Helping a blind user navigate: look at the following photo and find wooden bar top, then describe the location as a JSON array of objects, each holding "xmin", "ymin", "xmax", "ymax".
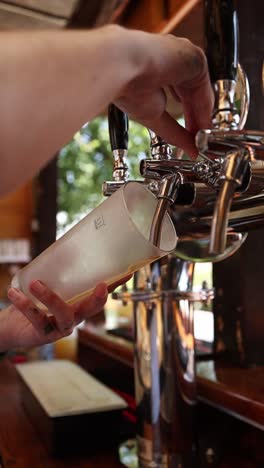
[
  {"xmin": 0, "ymin": 359, "xmax": 123, "ymax": 468},
  {"xmin": 78, "ymin": 324, "xmax": 264, "ymax": 430}
]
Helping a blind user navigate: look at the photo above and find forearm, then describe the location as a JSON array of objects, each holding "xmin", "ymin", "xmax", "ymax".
[{"xmin": 0, "ymin": 26, "xmax": 141, "ymax": 195}]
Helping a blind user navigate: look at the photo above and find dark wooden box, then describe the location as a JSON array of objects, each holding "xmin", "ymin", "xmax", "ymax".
[{"xmin": 17, "ymin": 361, "xmax": 127, "ymax": 456}]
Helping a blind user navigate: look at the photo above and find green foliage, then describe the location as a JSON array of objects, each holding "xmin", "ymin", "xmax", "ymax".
[{"xmin": 57, "ymin": 117, "xmax": 149, "ymax": 230}]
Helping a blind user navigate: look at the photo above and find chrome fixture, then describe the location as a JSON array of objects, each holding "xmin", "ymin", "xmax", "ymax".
[{"xmin": 103, "ymin": 1, "xmax": 264, "ymax": 466}]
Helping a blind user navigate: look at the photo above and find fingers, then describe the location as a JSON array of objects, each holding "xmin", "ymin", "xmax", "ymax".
[
  {"xmin": 160, "ymin": 41, "xmax": 213, "ymax": 150},
  {"xmin": 29, "ymin": 280, "xmax": 75, "ymax": 334},
  {"xmin": 7, "ymin": 281, "xmax": 109, "ymax": 339},
  {"xmin": 178, "ymin": 77, "xmax": 214, "ymax": 136},
  {"xmin": 168, "ymin": 43, "xmax": 214, "ymax": 137},
  {"xmin": 116, "ymin": 87, "xmax": 167, "ymax": 123},
  {"xmin": 119, "ymin": 34, "xmax": 214, "ymax": 156},
  {"xmin": 167, "ymin": 37, "xmax": 208, "ymax": 85},
  {"xmin": 141, "ymin": 110, "xmax": 198, "ymax": 158},
  {"xmin": 7, "ymin": 287, "xmax": 58, "ymax": 337},
  {"xmin": 75, "ymin": 283, "xmax": 108, "ymax": 323}
]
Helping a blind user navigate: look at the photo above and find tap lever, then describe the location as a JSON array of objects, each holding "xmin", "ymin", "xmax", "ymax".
[
  {"xmin": 108, "ymin": 104, "xmax": 128, "ymax": 151},
  {"xmin": 204, "ymin": 0, "xmax": 238, "ymax": 82},
  {"xmin": 108, "ymin": 104, "xmax": 129, "ymax": 183},
  {"xmin": 205, "ymin": 0, "xmax": 240, "ymax": 129},
  {"xmin": 141, "ymin": 155, "xmax": 222, "ymax": 189},
  {"xmin": 104, "ymin": 104, "xmax": 129, "ymax": 196}
]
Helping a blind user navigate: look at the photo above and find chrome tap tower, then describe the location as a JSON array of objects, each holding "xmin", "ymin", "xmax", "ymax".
[{"xmin": 104, "ymin": 1, "xmax": 264, "ymax": 466}]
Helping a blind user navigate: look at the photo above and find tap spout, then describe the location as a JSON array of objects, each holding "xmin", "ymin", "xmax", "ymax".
[
  {"xmin": 210, "ymin": 149, "xmax": 249, "ymax": 254},
  {"xmin": 149, "ymin": 173, "xmax": 181, "ymax": 247}
]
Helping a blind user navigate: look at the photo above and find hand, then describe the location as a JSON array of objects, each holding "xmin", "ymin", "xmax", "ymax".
[
  {"xmin": 115, "ymin": 31, "xmax": 214, "ymax": 157},
  {"xmin": 1, "ymin": 276, "xmax": 130, "ymax": 351},
  {"xmin": 0, "ymin": 27, "xmax": 213, "ymax": 194}
]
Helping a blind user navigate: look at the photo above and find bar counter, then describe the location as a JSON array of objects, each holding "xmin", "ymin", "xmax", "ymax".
[
  {"xmin": 1, "ymin": 330, "xmax": 263, "ymax": 467},
  {"xmin": 0, "ymin": 359, "xmax": 123, "ymax": 468},
  {"xmin": 78, "ymin": 324, "xmax": 264, "ymax": 429}
]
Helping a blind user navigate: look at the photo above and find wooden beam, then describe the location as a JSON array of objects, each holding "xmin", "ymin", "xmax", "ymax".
[
  {"xmin": 159, "ymin": 0, "xmax": 201, "ymax": 34},
  {"xmin": 0, "ymin": 182, "xmax": 33, "ymax": 239}
]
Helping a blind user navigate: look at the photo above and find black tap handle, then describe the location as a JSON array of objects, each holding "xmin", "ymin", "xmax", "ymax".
[
  {"xmin": 204, "ymin": 0, "xmax": 239, "ymax": 82},
  {"xmin": 108, "ymin": 104, "xmax": 129, "ymax": 151}
]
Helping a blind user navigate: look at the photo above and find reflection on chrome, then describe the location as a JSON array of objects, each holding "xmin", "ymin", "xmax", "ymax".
[{"xmin": 132, "ymin": 259, "xmax": 213, "ymax": 467}]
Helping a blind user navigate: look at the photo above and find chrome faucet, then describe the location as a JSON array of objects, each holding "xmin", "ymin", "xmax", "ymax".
[{"xmin": 103, "ymin": 1, "xmax": 264, "ymax": 466}]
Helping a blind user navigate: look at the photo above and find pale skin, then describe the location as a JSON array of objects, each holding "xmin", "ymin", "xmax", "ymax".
[{"xmin": 0, "ymin": 25, "xmax": 213, "ymax": 353}]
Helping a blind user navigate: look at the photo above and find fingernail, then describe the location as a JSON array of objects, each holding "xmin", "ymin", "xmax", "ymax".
[
  {"xmin": 7, "ymin": 287, "xmax": 22, "ymax": 300},
  {"xmin": 94, "ymin": 283, "xmax": 108, "ymax": 301},
  {"xmin": 30, "ymin": 280, "xmax": 46, "ymax": 295}
]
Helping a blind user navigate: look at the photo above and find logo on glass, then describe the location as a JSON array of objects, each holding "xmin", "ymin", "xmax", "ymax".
[{"xmin": 94, "ymin": 215, "xmax": 106, "ymax": 230}]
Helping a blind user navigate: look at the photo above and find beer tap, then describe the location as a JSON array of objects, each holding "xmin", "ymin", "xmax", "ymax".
[
  {"xmin": 140, "ymin": 0, "xmax": 264, "ymax": 262},
  {"xmin": 103, "ymin": 103, "xmax": 129, "ymax": 196},
  {"xmin": 104, "ymin": 104, "xmax": 181, "ymax": 248},
  {"xmin": 205, "ymin": 0, "xmax": 240, "ymax": 129},
  {"xmin": 104, "ymin": 2, "xmax": 264, "ymax": 468},
  {"xmin": 203, "ymin": 0, "xmax": 250, "ymax": 254}
]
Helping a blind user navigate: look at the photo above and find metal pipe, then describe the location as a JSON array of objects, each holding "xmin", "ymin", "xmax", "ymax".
[{"xmin": 132, "ymin": 258, "xmax": 203, "ymax": 467}]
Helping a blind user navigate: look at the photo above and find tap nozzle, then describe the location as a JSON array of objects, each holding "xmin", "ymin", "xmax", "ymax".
[
  {"xmin": 149, "ymin": 173, "xmax": 180, "ymax": 247},
  {"xmin": 209, "ymin": 148, "xmax": 250, "ymax": 255}
]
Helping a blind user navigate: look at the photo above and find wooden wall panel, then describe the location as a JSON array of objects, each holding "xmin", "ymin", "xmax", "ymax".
[
  {"xmin": 0, "ymin": 264, "xmax": 12, "ymax": 299},
  {"xmin": 0, "ymin": 8, "xmax": 64, "ymax": 29},
  {"xmin": 167, "ymin": 2, "xmax": 203, "ymax": 48},
  {"xmin": 123, "ymin": 0, "xmax": 165, "ymax": 32},
  {"xmin": 121, "ymin": 0, "xmax": 202, "ymax": 39},
  {"xmin": 2, "ymin": 0, "xmax": 76, "ymax": 18},
  {"xmin": 0, "ymin": 182, "xmax": 33, "ymax": 239}
]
